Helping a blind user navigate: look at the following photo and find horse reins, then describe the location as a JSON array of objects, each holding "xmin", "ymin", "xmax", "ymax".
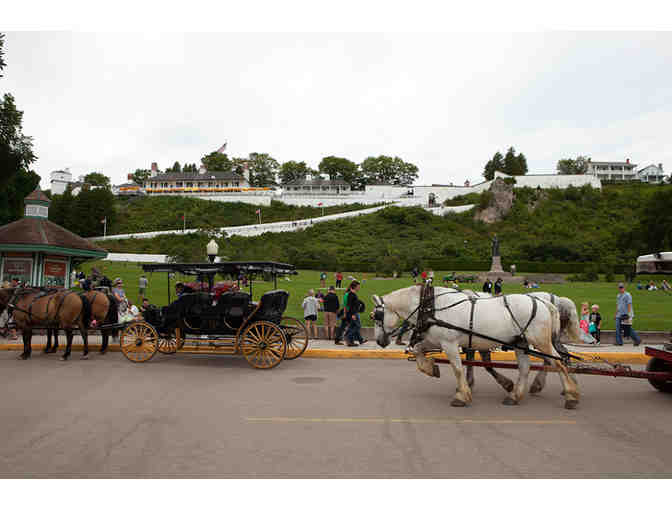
[{"xmin": 373, "ymin": 283, "xmax": 574, "ymax": 363}]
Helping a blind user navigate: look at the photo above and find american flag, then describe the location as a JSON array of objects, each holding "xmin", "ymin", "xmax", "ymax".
[{"xmin": 317, "ymin": 202, "xmax": 323, "ymax": 206}]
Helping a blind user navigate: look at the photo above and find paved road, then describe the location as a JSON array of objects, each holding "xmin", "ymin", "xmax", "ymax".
[{"xmin": 1, "ymin": 351, "xmax": 671, "ymax": 478}]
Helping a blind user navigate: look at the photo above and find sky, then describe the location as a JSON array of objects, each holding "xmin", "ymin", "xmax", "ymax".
[{"xmin": 3, "ymin": 31, "xmax": 672, "ymax": 187}]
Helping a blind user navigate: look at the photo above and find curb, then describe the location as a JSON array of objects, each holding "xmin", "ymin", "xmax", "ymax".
[{"xmin": 0, "ymin": 343, "xmax": 649, "ymax": 364}]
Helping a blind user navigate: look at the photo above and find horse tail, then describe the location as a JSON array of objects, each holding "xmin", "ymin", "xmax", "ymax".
[
  {"xmin": 535, "ymin": 297, "xmax": 565, "ymax": 356},
  {"xmin": 563, "ymin": 299, "xmax": 583, "ymax": 344},
  {"xmin": 79, "ymin": 293, "xmax": 92, "ymax": 328}
]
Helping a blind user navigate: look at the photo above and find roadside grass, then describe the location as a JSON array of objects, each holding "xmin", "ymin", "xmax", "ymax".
[{"xmin": 80, "ymin": 261, "xmax": 672, "ymax": 331}]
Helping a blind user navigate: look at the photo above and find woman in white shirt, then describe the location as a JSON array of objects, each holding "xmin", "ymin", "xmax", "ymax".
[{"xmin": 302, "ymin": 289, "xmax": 320, "ymax": 339}]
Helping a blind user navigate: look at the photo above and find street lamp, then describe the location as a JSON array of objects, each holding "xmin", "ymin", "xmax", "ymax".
[
  {"xmin": 206, "ymin": 239, "xmax": 219, "ymax": 292},
  {"xmin": 207, "ymin": 239, "xmax": 219, "ymax": 263}
]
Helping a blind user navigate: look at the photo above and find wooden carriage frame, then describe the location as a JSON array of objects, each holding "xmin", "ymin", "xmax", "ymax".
[{"xmin": 119, "ymin": 261, "xmax": 309, "ymax": 369}]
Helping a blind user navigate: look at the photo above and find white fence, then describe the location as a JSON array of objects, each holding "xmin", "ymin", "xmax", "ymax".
[{"xmin": 103, "ymin": 253, "xmax": 169, "ymax": 263}]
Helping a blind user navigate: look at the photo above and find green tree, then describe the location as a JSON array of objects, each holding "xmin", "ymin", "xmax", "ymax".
[
  {"xmin": 182, "ymin": 163, "xmax": 197, "ymax": 173},
  {"xmin": 318, "ymin": 156, "xmax": 358, "ymax": 188},
  {"xmin": 130, "ymin": 168, "xmax": 151, "ymax": 185},
  {"xmin": 0, "ymin": 33, "xmax": 37, "ymax": 188},
  {"xmin": 278, "ymin": 160, "xmax": 312, "ymax": 184},
  {"xmin": 83, "ymin": 172, "xmax": 111, "ymax": 188},
  {"xmin": 483, "ymin": 151, "xmax": 504, "ymax": 180},
  {"xmin": 638, "ymin": 187, "xmax": 672, "ymax": 253},
  {"xmin": 67, "ymin": 187, "xmax": 116, "ymax": 237},
  {"xmin": 503, "ymin": 147, "xmax": 525, "ymax": 175},
  {"xmin": 557, "ymin": 156, "xmax": 589, "ymax": 175},
  {"xmin": 360, "ymin": 155, "xmax": 419, "ymax": 186},
  {"xmin": 231, "ymin": 157, "xmax": 249, "ymax": 177},
  {"xmin": 516, "ymin": 152, "xmax": 528, "ymax": 175},
  {"xmin": 247, "ymin": 152, "xmax": 279, "ymax": 186},
  {"xmin": 171, "ymin": 161, "xmax": 182, "ymax": 173},
  {"xmin": 201, "ymin": 151, "xmax": 233, "ymax": 173}
]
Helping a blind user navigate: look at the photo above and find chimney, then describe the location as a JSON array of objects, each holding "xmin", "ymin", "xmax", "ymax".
[
  {"xmin": 127, "ymin": 173, "xmax": 133, "ymax": 181},
  {"xmin": 659, "ymin": 163, "xmax": 663, "ymax": 170},
  {"xmin": 198, "ymin": 163, "xmax": 206, "ymax": 175},
  {"xmin": 626, "ymin": 158, "xmax": 630, "ymax": 164},
  {"xmin": 150, "ymin": 162, "xmax": 159, "ymax": 177}
]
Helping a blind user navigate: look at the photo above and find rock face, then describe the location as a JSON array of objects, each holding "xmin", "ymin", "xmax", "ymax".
[{"xmin": 474, "ymin": 177, "xmax": 514, "ymax": 224}]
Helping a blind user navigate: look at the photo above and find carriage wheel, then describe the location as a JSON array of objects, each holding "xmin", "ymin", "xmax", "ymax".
[
  {"xmin": 646, "ymin": 357, "xmax": 672, "ymax": 393},
  {"xmin": 158, "ymin": 335, "xmax": 178, "ymax": 354},
  {"xmin": 120, "ymin": 322, "xmax": 158, "ymax": 363},
  {"xmin": 240, "ymin": 321, "xmax": 287, "ymax": 369},
  {"xmin": 280, "ymin": 317, "xmax": 309, "ymax": 360}
]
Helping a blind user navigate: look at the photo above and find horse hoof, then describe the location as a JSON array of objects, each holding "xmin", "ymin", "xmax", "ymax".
[
  {"xmin": 451, "ymin": 399, "xmax": 467, "ymax": 407},
  {"xmin": 504, "ymin": 381, "xmax": 515, "ymax": 393},
  {"xmin": 530, "ymin": 382, "xmax": 543, "ymax": 394},
  {"xmin": 99, "ymin": 350, "xmax": 107, "ymax": 355},
  {"xmin": 564, "ymin": 400, "xmax": 579, "ymax": 410},
  {"xmin": 502, "ymin": 396, "xmax": 519, "ymax": 406},
  {"xmin": 432, "ymin": 365, "xmax": 441, "ymax": 378}
]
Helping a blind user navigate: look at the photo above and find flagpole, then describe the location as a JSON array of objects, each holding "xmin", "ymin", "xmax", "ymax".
[
  {"xmin": 259, "ymin": 210, "xmax": 261, "ymax": 225},
  {"xmin": 183, "ymin": 213, "xmax": 186, "ymax": 232},
  {"xmin": 103, "ymin": 217, "xmax": 107, "ymax": 238}
]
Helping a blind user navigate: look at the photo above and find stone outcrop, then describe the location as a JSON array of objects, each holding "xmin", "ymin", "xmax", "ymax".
[{"xmin": 474, "ymin": 177, "xmax": 514, "ymax": 224}]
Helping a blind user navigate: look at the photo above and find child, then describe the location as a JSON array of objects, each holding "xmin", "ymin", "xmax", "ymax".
[
  {"xmin": 579, "ymin": 302, "xmax": 590, "ymax": 334},
  {"xmin": 588, "ymin": 304, "xmax": 602, "ymax": 344}
]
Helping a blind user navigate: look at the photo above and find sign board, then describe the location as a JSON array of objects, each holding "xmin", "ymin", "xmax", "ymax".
[
  {"xmin": 2, "ymin": 257, "xmax": 33, "ymax": 284},
  {"xmin": 43, "ymin": 259, "xmax": 67, "ymax": 287}
]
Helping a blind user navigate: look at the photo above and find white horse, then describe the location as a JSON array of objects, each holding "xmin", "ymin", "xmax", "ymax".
[
  {"xmin": 527, "ymin": 292, "xmax": 596, "ymax": 345},
  {"xmin": 371, "ymin": 286, "xmax": 580, "ymax": 409}
]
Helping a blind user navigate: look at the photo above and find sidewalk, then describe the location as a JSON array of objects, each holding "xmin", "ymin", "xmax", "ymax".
[{"xmin": 0, "ymin": 332, "xmax": 661, "ymax": 364}]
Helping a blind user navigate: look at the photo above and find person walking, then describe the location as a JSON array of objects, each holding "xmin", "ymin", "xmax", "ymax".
[
  {"xmin": 345, "ymin": 280, "xmax": 366, "ymax": 346},
  {"xmin": 334, "ymin": 285, "xmax": 351, "ymax": 345},
  {"xmin": 138, "ymin": 274, "xmax": 148, "ymax": 301},
  {"xmin": 302, "ymin": 289, "xmax": 320, "ymax": 340},
  {"xmin": 482, "ymin": 278, "xmax": 493, "ymax": 294},
  {"xmin": 323, "ymin": 286, "xmax": 340, "ymax": 341},
  {"xmin": 589, "ymin": 304, "xmax": 602, "ymax": 344},
  {"xmin": 615, "ymin": 282, "xmax": 641, "ymax": 346},
  {"xmin": 335, "ymin": 271, "xmax": 343, "ymax": 288},
  {"xmin": 319, "ymin": 271, "xmax": 327, "ymax": 289}
]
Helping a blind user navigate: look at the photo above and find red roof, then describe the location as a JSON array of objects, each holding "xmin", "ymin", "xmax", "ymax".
[
  {"xmin": 0, "ymin": 217, "xmax": 106, "ymax": 254},
  {"xmin": 24, "ymin": 188, "xmax": 51, "ymax": 204}
]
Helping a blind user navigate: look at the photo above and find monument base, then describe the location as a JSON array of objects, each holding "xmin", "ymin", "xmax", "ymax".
[{"xmin": 489, "ymin": 255, "xmax": 504, "ymax": 273}]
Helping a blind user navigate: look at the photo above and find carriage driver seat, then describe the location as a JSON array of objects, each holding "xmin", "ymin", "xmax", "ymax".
[{"xmin": 254, "ymin": 290, "xmax": 289, "ymax": 324}]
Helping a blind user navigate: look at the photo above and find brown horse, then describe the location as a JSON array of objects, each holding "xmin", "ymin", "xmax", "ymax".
[
  {"xmin": 0, "ymin": 288, "xmax": 91, "ymax": 360},
  {"xmin": 44, "ymin": 290, "xmax": 118, "ymax": 355}
]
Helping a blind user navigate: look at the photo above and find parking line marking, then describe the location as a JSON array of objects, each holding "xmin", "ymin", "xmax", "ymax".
[{"xmin": 245, "ymin": 417, "xmax": 577, "ymax": 425}]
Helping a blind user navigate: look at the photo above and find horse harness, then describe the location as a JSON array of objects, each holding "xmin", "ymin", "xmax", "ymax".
[
  {"xmin": 8, "ymin": 289, "xmax": 83, "ymax": 327},
  {"xmin": 375, "ymin": 282, "xmax": 570, "ymax": 363}
]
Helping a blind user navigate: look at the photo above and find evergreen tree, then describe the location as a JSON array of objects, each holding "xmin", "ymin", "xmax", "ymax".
[
  {"xmin": 172, "ymin": 161, "xmax": 182, "ymax": 173},
  {"xmin": 483, "ymin": 151, "xmax": 504, "ymax": 180},
  {"xmin": 504, "ymin": 147, "xmax": 521, "ymax": 175},
  {"xmin": 201, "ymin": 151, "xmax": 233, "ymax": 173}
]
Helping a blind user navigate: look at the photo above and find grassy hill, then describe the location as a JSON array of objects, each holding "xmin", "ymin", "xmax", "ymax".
[
  {"xmin": 109, "ymin": 196, "xmax": 381, "ymax": 235},
  {"xmin": 97, "ymin": 183, "xmax": 672, "ymax": 274}
]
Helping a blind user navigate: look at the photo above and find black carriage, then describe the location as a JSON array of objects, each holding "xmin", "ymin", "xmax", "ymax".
[{"xmin": 119, "ymin": 261, "xmax": 309, "ymax": 369}]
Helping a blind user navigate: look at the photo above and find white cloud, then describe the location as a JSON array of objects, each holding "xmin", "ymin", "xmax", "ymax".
[{"xmin": 2, "ymin": 31, "xmax": 671, "ymax": 187}]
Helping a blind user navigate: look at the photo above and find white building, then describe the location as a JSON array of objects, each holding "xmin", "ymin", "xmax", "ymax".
[
  {"xmin": 49, "ymin": 169, "xmax": 73, "ymax": 195},
  {"xmin": 585, "ymin": 159, "xmax": 638, "ymax": 181},
  {"xmin": 636, "ymin": 163, "xmax": 665, "ymax": 183}
]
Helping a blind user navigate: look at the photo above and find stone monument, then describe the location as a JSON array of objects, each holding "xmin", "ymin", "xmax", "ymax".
[
  {"xmin": 489, "ymin": 233, "xmax": 504, "ymax": 273},
  {"xmin": 482, "ymin": 232, "xmax": 516, "ymax": 282}
]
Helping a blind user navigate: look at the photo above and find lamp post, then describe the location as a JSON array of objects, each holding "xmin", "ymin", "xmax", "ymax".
[{"xmin": 206, "ymin": 239, "xmax": 219, "ymax": 291}]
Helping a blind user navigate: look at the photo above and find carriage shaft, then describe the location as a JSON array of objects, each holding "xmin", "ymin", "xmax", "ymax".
[{"xmin": 431, "ymin": 358, "xmax": 672, "ymax": 381}]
